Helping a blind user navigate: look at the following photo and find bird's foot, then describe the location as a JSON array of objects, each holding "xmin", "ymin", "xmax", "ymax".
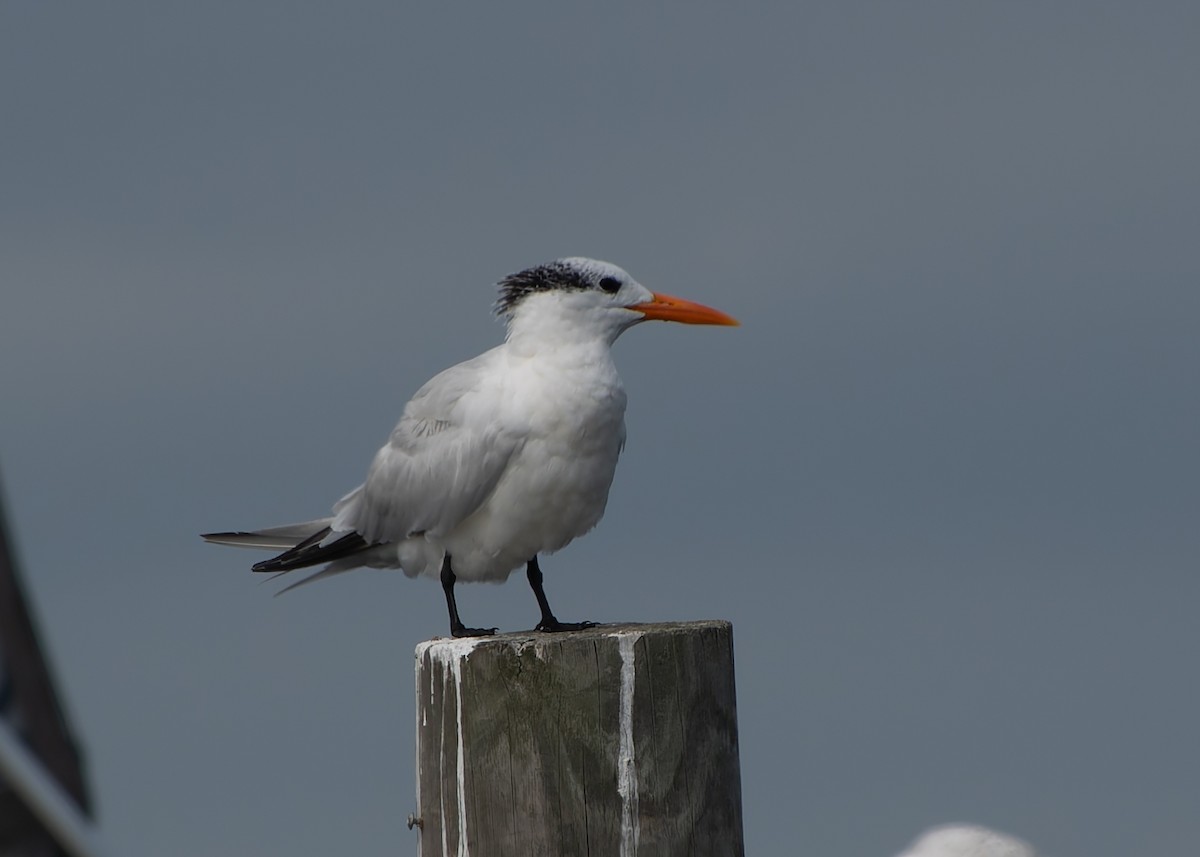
[
  {"xmin": 450, "ymin": 623, "xmax": 498, "ymax": 638},
  {"xmin": 535, "ymin": 619, "xmax": 598, "ymax": 633}
]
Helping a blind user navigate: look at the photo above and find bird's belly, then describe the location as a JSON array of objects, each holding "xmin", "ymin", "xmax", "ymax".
[{"xmin": 444, "ymin": 435, "xmax": 622, "ymax": 582}]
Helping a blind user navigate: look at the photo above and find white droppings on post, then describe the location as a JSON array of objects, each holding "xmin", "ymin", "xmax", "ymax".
[
  {"xmin": 413, "ymin": 648, "xmax": 424, "ymax": 857},
  {"xmin": 419, "ymin": 637, "xmax": 483, "ymax": 857},
  {"xmin": 450, "ymin": 648, "xmax": 469, "ymax": 857},
  {"xmin": 616, "ymin": 631, "xmax": 642, "ymax": 857}
]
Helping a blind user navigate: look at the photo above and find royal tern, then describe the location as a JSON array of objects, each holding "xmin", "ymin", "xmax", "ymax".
[{"xmin": 203, "ymin": 258, "xmax": 737, "ymax": 637}]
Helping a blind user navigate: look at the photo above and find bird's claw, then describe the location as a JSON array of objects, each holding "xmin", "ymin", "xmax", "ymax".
[
  {"xmin": 535, "ymin": 619, "xmax": 597, "ymax": 633},
  {"xmin": 451, "ymin": 625, "xmax": 498, "ymax": 638}
]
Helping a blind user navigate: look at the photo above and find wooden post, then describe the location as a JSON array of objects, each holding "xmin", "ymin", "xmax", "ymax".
[{"xmin": 413, "ymin": 620, "xmax": 744, "ymax": 857}]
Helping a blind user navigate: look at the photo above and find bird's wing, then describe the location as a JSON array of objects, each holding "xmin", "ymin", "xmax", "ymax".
[{"xmin": 332, "ymin": 350, "xmax": 521, "ymax": 544}]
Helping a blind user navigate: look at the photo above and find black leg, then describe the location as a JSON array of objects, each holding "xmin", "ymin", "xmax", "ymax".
[
  {"xmin": 527, "ymin": 556, "xmax": 596, "ymax": 633},
  {"xmin": 440, "ymin": 556, "xmax": 497, "ymax": 638}
]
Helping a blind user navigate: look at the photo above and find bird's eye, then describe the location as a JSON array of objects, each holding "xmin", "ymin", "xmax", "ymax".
[{"xmin": 598, "ymin": 277, "xmax": 621, "ymax": 293}]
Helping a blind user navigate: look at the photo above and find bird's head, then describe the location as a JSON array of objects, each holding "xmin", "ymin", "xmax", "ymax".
[{"xmin": 496, "ymin": 257, "xmax": 738, "ymax": 344}]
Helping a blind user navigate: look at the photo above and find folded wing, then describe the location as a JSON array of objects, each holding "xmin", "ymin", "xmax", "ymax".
[{"xmin": 332, "ymin": 351, "xmax": 521, "ymax": 546}]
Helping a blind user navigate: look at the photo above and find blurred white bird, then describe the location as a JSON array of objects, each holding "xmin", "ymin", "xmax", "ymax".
[
  {"xmin": 896, "ymin": 825, "xmax": 1037, "ymax": 857},
  {"xmin": 203, "ymin": 258, "xmax": 737, "ymax": 637}
]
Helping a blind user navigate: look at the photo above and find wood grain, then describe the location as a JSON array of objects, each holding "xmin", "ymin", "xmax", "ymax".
[{"xmin": 415, "ymin": 621, "xmax": 744, "ymax": 857}]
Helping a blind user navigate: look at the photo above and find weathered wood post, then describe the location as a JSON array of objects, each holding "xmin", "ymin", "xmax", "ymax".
[{"xmin": 414, "ymin": 620, "xmax": 744, "ymax": 857}]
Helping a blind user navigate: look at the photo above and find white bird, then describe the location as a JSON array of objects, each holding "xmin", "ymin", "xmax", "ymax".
[
  {"xmin": 202, "ymin": 258, "xmax": 737, "ymax": 637},
  {"xmin": 895, "ymin": 825, "xmax": 1036, "ymax": 857}
]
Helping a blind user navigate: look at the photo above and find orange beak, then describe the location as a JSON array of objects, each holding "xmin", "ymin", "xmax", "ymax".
[{"xmin": 629, "ymin": 292, "xmax": 740, "ymax": 326}]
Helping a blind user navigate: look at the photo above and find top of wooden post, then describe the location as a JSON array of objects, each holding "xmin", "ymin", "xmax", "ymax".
[{"xmin": 414, "ymin": 619, "xmax": 732, "ymax": 660}]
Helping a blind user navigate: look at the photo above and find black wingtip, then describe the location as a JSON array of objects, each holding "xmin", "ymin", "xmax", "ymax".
[{"xmin": 251, "ymin": 529, "xmax": 369, "ymax": 573}]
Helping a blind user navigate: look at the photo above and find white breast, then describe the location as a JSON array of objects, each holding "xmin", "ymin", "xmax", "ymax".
[{"xmin": 442, "ymin": 344, "xmax": 628, "ymax": 581}]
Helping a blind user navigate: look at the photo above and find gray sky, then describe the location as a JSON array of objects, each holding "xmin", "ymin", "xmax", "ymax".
[{"xmin": 2, "ymin": 3, "xmax": 1198, "ymax": 855}]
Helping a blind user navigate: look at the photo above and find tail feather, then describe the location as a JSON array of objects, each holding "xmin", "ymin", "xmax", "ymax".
[
  {"xmin": 271, "ymin": 556, "xmax": 366, "ymax": 595},
  {"xmin": 203, "ymin": 516, "xmax": 374, "ymax": 586},
  {"xmin": 250, "ymin": 529, "xmax": 370, "ymax": 573},
  {"xmin": 201, "ymin": 519, "xmax": 334, "ymax": 551}
]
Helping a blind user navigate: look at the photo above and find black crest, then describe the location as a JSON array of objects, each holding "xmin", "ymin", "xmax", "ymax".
[{"xmin": 495, "ymin": 260, "xmax": 598, "ymax": 317}]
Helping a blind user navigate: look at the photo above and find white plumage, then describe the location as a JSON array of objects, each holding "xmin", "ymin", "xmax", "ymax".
[{"xmin": 203, "ymin": 257, "xmax": 736, "ymax": 636}]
